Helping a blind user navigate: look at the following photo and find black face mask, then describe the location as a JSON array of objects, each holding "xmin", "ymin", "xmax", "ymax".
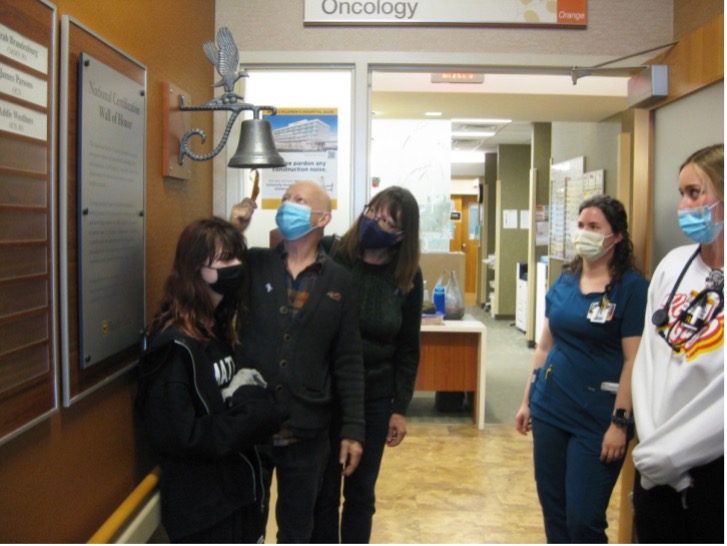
[
  {"xmin": 207, "ymin": 264, "xmax": 244, "ymax": 297},
  {"xmin": 358, "ymin": 216, "xmax": 401, "ymax": 249}
]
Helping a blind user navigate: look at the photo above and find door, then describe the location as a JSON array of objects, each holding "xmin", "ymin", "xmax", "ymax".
[{"xmin": 449, "ymin": 194, "xmax": 479, "ymax": 297}]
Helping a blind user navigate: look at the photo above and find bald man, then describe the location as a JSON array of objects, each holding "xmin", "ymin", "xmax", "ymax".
[{"xmin": 231, "ymin": 181, "xmax": 365, "ymax": 543}]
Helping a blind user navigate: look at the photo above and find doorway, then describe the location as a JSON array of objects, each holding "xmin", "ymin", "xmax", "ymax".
[{"xmin": 449, "ymin": 194, "xmax": 479, "ymax": 304}]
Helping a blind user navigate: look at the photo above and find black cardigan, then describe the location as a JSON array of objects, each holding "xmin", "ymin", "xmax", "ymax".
[
  {"xmin": 322, "ymin": 236, "xmax": 423, "ymax": 415},
  {"xmin": 240, "ymin": 245, "xmax": 366, "ymax": 444}
]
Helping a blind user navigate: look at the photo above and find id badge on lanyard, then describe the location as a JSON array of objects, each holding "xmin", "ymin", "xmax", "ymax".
[{"xmin": 587, "ymin": 297, "xmax": 615, "ymax": 324}]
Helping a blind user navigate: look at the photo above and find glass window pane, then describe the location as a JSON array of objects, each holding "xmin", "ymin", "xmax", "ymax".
[{"xmin": 232, "ymin": 69, "xmax": 352, "ymax": 249}]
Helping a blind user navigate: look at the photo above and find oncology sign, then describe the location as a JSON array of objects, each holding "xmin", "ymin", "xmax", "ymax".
[{"xmin": 304, "ymin": 0, "xmax": 587, "ymax": 27}]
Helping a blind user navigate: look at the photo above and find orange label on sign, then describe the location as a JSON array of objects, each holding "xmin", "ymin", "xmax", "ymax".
[{"xmin": 557, "ymin": 0, "xmax": 587, "ymax": 25}]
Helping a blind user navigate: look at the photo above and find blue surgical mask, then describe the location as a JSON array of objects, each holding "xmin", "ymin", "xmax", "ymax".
[
  {"xmin": 678, "ymin": 202, "xmax": 723, "ymax": 244},
  {"xmin": 275, "ymin": 201, "xmax": 315, "ymax": 241},
  {"xmin": 358, "ymin": 216, "xmax": 402, "ymax": 249}
]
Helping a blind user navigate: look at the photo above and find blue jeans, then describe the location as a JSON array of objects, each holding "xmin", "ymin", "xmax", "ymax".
[
  {"xmin": 259, "ymin": 431, "xmax": 330, "ymax": 543},
  {"xmin": 532, "ymin": 417, "xmax": 624, "ymax": 543},
  {"xmin": 312, "ymin": 397, "xmax": 391, "ymax": 544}
]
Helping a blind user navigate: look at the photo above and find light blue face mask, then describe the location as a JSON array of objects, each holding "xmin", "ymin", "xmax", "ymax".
[
  {"xmin": 678, "ymin": 202, "xmax": 723, "ymax": 244},
  {"xmin": 275, "ymin": 201, "xmax": 317, "ymax": 241}
]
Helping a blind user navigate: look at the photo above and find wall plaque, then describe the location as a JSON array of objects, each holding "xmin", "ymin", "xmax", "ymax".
[
  {"xmin": 0, "ymin": 97, "xmax": 48, "ymax": 140},
  {"xmin": 0, "ymin": 0, "xmax": 57, "ymax": 447},
  {"xmin": 0, "ymin": 61, "xmax": 48, "ymax": 106},
  {"xmin": 60, "ymin": 16, "xmax": 147, "ymax": 405},
  {"xmin": 77, "ymin": 52, "xmax": 145, "ymax": 369},
  {"xmin": 0, "ymin": 22, "xmax": 49, "ymax": 73}
]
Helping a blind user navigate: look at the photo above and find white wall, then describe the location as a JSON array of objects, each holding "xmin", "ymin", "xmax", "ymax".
[{"xmin": 652, "ymin": 80, "xmax": 724, "ymax": 271}]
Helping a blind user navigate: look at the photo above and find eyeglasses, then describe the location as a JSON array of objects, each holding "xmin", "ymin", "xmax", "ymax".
[{"xmin": 363, "ymin": 205, "xmax": 402, "ymax": 233}]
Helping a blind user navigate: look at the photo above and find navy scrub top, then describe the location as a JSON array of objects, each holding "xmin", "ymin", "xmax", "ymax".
[{"xmin": 530, "ymin": 269, "xmax": 648, "ymax": 435}]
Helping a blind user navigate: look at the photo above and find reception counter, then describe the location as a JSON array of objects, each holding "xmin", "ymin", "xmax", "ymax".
[{"xmin": 417, "ymin": 318, "xmax": 487, "ymax": 429}]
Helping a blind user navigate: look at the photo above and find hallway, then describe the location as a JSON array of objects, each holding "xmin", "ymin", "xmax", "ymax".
[{"xmin": 368, "ymin": 306, "xmax": 622, "ymax": 543}]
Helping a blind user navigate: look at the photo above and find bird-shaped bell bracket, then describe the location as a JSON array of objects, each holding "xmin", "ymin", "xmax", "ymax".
[{"xmin": 171, "ymin": 27, "xmax": 286, "ymax": 170}]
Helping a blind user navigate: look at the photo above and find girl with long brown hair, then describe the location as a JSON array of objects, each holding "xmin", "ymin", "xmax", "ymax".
[{"xmin": 137, "ymin": 217, "xmax": 284, "ymax": 543}]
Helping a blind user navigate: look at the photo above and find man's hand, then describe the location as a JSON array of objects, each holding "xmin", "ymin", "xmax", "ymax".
[
  {"xmin": 230, "ymin": 198, "xmax": 256, "ymax": 232},
  {"xmin": 386, "ymin": 413, "xmax": 407, "ymax": 447},
  {"xmin": 339, "ymin": 438, "xmax": 363, "ymax": 477}
]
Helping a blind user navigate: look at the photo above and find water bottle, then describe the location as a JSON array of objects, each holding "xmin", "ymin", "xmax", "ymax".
[
  {"xmin": 433, "ymin": 283, "xmax": 445, "ymax": 315},
  {"xmin": 422, "ymin": 280, "xmax": 430, "ymax": 303},
  {"xmin": 444, "ymin": 270, "xmax": 465, "ymax": 320}
]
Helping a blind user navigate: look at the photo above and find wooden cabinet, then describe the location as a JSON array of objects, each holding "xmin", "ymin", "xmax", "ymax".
[{"xmin": 416, "ymin": 320, "xmax": 487, "ymax": 429}]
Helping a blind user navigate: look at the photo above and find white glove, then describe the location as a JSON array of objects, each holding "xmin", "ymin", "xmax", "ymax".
[{"xmin": 221, "ymin": 368, "xmax": 267, "ymax": 401}]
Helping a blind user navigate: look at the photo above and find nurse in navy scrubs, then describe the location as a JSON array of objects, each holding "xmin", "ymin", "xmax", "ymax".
[{"xmin": 515, "ymin": 195, "xmax": 649, "ymax": 543}]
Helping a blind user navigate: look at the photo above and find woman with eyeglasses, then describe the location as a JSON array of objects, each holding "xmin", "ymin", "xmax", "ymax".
[
  {"xmin": 631, "ymin": 144, "xmax": 724, "ymax": 544},
  {"xmin": 312, "ymin": 186, "xmax": 423, "ymax": 544},
  {"xmin": 515, "ymin": 194, "xmax": 649, "ymax": 543},
  {"xmin": 136, "ymin": 218, "xmax": 286, "ymax": 543}
]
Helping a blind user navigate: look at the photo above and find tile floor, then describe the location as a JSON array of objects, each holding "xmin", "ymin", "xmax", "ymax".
[{"xmin": 370, "ymin": 420, "xmax": 622, "ymax": 544}]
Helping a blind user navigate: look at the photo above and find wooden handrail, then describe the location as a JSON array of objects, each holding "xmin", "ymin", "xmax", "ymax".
[{"xmin": 88, "ymin": 466, "xmax": 161, "ymax": 544}]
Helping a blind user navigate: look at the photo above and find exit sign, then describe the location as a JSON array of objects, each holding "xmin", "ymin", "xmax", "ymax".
[{"xmin": 431, "ymin": 73, "xmax": 485, "ymax": 84}]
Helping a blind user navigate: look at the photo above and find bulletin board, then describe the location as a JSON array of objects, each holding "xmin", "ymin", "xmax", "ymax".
[
  {"xmin": 59, "ymin": 16, "xmax": 147, "ymax": 407},
  {"xmin": 549, "ymin": 156, "xmax": 584, "ymax": 259},
  {"xmin": 548, "ymin": 157, "xmax": 604, "ymax": 260},
  {"xmin": 563, "ymin": 169, "xmax": 604, "ymax": 259},
  {"xmin": 0, "ymin": 0, "xmax": 57, "ymax": 446}
]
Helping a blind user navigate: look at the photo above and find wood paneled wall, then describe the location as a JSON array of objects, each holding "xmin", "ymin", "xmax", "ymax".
[
  {"xmin": 0, "ymin": 1, "xmax": 215, "ymax": 542},
  {"xmin": 631, "ymin": 13, "xmax": 724, "ymax": 274}
]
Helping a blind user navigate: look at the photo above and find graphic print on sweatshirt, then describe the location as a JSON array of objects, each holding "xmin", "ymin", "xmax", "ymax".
[
  {"xmin": 213, "ymin": 355, "xmax": 236, "ymax": 387},
  {"xmin": 662, "ymin": 290, "xmax": 724, "ymax": 361}
]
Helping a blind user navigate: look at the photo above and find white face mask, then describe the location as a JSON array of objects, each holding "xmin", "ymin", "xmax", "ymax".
[{"xmin": 572, "ymin": 229, "xmax": 614, "ymax": 261}]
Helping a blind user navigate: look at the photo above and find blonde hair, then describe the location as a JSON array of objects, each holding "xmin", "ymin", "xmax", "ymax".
[{"xmin": 681, "ymin": 144, "xmax": 724, "ymax": 201}]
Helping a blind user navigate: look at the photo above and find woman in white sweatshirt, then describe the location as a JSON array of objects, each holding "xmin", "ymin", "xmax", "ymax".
[{"xmin": 631, "ymin": 143, "xmax": 724, "ymax": 544}]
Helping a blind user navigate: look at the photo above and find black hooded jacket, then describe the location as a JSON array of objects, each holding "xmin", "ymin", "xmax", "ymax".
[{"xmin": 136, "ymin": 326, "xmax": 285, "ymax": 540}]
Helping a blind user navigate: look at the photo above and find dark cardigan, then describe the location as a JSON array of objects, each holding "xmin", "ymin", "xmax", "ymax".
[
  {"xmin": 322, "ymin": 236, "xmax": 423, "ymax": 415},
  {"xmin": 240, "ymin": 245, "xmax": 366, "ymax": 444}
]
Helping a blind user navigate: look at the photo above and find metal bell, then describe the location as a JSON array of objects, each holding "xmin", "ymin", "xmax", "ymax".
[{"xmin": 227, "ymin": 119, "xmax": 286, "ymax": 168}]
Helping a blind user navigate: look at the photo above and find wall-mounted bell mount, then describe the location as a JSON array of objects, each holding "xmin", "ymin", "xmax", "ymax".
[{"xmin": 161, "ymin": 27, "xmax": 286, "ymax": 180}]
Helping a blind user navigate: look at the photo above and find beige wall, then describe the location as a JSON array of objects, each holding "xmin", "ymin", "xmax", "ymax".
[
  {"xmin": 0, "ymin": 1, "xmax": 215, "ymax": 542},
  {"xmin": 218, "ymin": 0, "xmax": 673, "ymax": 59},
  {"xmin": 494, "ymin": 144, "xmax": 531, "ymax": 318},
  {"xmin": 551, "ymin": 118, "xmax": 622, "ymax": 196},
  {"xmin": 674, "ymin": 0, "xmax": 724, "ymax": 39}
]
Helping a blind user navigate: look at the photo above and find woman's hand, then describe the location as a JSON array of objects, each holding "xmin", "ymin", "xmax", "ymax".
[
  {"xmin": 515, "ymin": 403, "xmax": 532, "ymax": 435},
  {"xmin": 600, "ymin": 423, "xmax": 627, "ymax": 463}
]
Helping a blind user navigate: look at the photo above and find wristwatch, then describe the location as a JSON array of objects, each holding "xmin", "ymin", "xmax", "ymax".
[{"xmin": 611, "ymin": 408, "xmax": 631, "ymax": 427}]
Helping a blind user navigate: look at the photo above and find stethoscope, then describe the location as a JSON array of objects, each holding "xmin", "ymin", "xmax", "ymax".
[{"xmin": 651, "ymin": 245, "xmax": 724, "ymax": 349}]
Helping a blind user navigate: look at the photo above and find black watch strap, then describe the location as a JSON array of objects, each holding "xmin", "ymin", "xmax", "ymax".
[{"xmin": 611, "ymin": 408, "xmax": 631, "ymax": 427}]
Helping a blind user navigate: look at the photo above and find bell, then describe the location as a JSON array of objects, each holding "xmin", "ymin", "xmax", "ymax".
[{"xmin": 228, "ymin": 119, "xmax": 286, "ymax": 168}]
